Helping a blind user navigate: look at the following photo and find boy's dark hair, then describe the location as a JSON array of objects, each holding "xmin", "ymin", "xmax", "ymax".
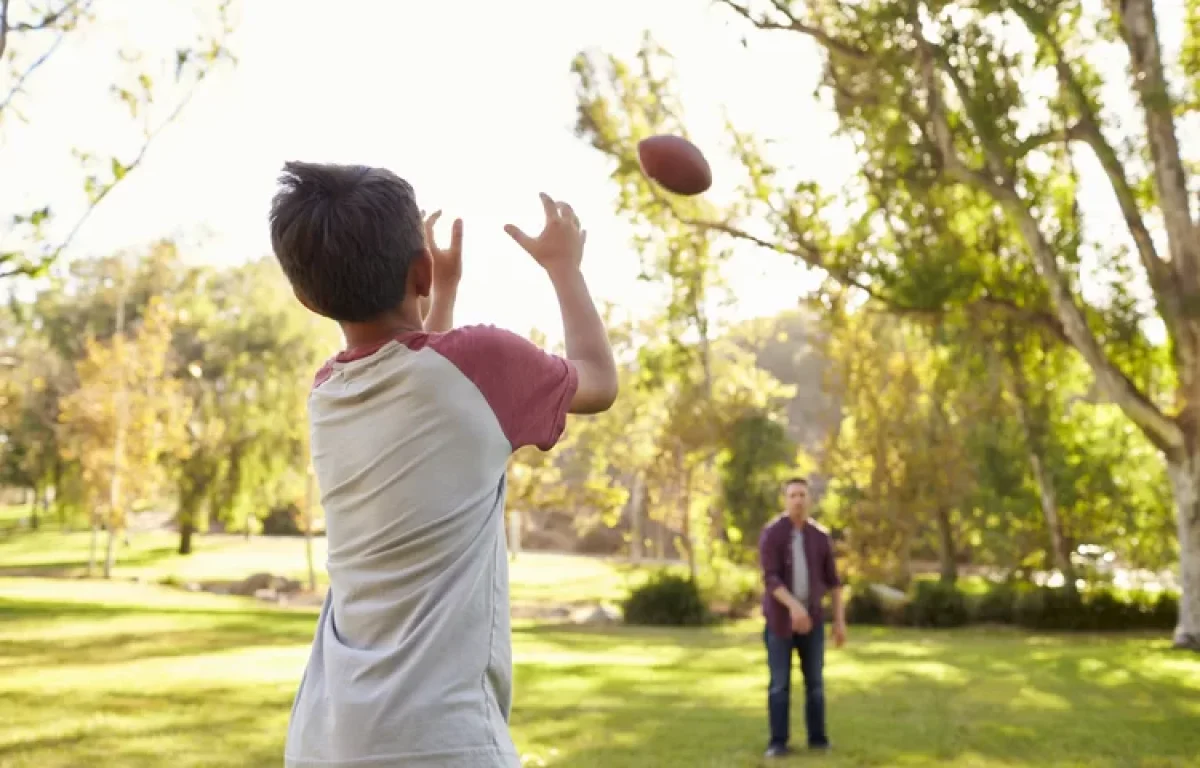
[
  {"xmin": 269, "ymin": 161, "xmax": 424, "ymax": 322},
  {"xmin": 783, "ymin": 477, "xmax": 809, "ymax": 490}
]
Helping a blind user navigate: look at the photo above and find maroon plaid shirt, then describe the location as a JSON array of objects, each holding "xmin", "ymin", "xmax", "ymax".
[{"xmin": 759, "ymin": 515, "xmax": 841, "ymax": 637}]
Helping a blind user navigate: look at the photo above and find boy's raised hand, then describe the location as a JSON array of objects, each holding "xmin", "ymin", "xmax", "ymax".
[
  {"xmin": 504, "ymin": 193, "xmax": 586, "ymax": 275},
  {"xmin": 423, "ymin": 210, "xmax": 463, "ymax": 286}
]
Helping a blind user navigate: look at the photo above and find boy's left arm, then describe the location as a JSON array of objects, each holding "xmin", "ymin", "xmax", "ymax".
[
  {"xmin": 423, "ymin": 212, "xmax": 462, "ymax": 333},
  {"xmin": 424, "ymin": 282, "xmax": 458, "ymax": 333}
]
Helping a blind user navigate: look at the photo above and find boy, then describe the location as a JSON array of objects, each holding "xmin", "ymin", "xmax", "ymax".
[{"xmin": 269, "ymin": 162, "xmax": 618, "ymax": 768}]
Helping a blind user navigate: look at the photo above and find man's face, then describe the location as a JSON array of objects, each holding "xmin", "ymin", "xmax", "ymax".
[{"xmin": 785, "ymin": 482, "xmax": 809, "ymax": 517}]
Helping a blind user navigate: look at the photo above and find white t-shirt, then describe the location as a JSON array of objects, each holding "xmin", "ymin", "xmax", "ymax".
[{"xmin": 285, "ymin": 325, "xmax": 578, "ymax": 768}]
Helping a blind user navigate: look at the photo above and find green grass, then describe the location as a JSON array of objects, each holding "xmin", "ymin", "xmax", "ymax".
[
  {"xmin": 0, "ymin": 530, "xmax": 653, "ymax": 607},
  {"xmin": 1, "ymin": 579, "xmax": 1198, "ymax": 767}
]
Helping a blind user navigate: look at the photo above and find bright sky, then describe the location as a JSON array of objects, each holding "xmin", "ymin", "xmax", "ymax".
[
  {"xmin": 1, "ymin": 0, "xmax": 849, "ymax": 341},
  {"xmin": 2, "ymin": 0, "xmax": 1190, "ymax": 343}
]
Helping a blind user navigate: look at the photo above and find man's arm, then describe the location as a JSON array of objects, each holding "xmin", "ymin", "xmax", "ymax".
[
  {"xmin": 825, "ymin": 535, "xmax": 847, "ymax": 644},
  {"xmin": 547, "ymin": 266, "xmax": 617, "ymax": 413}
]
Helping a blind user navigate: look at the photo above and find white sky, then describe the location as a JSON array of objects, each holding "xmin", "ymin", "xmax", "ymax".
[
  {"xmin": 1, "ymin": 0, "xmax": 847, "ymax": 341},
  {"xmin": 0, "ymin": 0, "xmax": 1191, "ymax": 342}
]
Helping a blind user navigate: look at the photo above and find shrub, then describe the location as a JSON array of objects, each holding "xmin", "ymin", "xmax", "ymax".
[
  {"xmin": 1084, "ymin": 588, "xmax": 1136, "ymax": 631},
  {"xmin": 1015, "ymin": 587, "xmax": 1087, "ymax": 630},
  {"xmin": 971, "ymin": 581, "xmax": 1018, "ymax": 624},
  {"xmin": 846, "ymin": 585, "xmax": 887, "ymax": 626},
  {"xmin": 622, "ymin": 572, "xmax": 709, "ymax": 626},
  {"xmin": 905, "ymin": 580, "xmax": 970, "ymax": 628},
  {"xmin": 1148, "ymin": 591, "xmax": 1179, "ymax": 630}
]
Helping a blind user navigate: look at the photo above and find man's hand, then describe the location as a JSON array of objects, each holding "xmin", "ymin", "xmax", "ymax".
[
  {"xmin": 790, "ymin": 605, "xmax": 813, "ymax": 635},
  {"xmin": 832, "ymin": 620, "xmax": 847, "ymax": 648},
  {"xmin": 504, "ymin": 193, "xmax": 585, "ymax": 277}
]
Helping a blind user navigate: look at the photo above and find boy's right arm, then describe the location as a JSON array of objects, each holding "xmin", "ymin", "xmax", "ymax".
[
  {"xmin": 548, "ymin": 266, "xmax": 617, "ymax": 414},
  {"xmin": 505, "ymin": 193, "xmax": 618, "ymax": 414}
]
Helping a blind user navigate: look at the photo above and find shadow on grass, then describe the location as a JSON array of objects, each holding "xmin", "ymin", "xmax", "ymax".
[
  {"xmin": 0, "ymin": 544, "xmax": 179, "ymax": 577},
  {"xmin": 0, "ymin": 686, "xmax": 294, "ymax": 768},
  {"xmin": 511, "ymin": 624, "xmax": 1200, "ymax": 768},
  {"xmin": 3, "ymin": 596, "xmax": 1199, "ymax": 768}
]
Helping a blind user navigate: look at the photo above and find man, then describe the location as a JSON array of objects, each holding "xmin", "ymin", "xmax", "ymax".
[{"xmin": 758, "ymin": 477, "xmax": 846, "ymax": 758}]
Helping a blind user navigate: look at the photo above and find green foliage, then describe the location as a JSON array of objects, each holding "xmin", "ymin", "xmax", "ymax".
[
  {"xmin": 1014, "ymin": 586, "xmax": 1178, "ymax": 632},
  {"xmin": 845, "ymin": 584, "xmax": 888, "ymax": 626},
  {"xmin": 906, "ymin": 580, "xmax": 971, "ymax": 628},
  {"xmin": 621, "ymin": 571, "xmax": 709, "ymax": 626},
  {"xmin": 717, "ymin": 410, "xmax": 794, "ymax": 556},
  {"xmin": 971, "ymin": 581, "xmax": 1019, "ymax": 624}
]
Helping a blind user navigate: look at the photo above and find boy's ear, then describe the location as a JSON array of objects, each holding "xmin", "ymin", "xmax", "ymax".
[{"xmin": 410, "ymin": 248, "xmax": 434, "ymax": 298}]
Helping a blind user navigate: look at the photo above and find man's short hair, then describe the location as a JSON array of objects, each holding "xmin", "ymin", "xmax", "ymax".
[
  {"xmin": 783, "ymin": 477, "xmax": 809, "ymax": 490},
  {"xmin": 269, "ymin": 161, "xmax": 424, "ymax": 323}
]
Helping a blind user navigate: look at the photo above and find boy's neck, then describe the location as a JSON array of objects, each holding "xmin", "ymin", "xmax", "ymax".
[{"xmin": 340, "ymin": 305, "xmax": 424, "ymax": 351}]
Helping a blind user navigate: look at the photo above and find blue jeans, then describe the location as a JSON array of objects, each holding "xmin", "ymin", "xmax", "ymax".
[{"xmin": 765, "ymin": 622, "xmax": 828, "ymax": 749}]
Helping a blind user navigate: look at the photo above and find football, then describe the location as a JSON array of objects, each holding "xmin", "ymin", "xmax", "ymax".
[{"xmin": 636, "ymin": 135, "xmax": 712, "ymax": 196}]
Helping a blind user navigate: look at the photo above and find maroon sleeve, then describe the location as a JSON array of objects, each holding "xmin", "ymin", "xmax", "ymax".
[
  {"xmin": 429, "ymin": 325, "xmax": 579, "ymax": 451},
  {"xmin": 759, "ymin": 523, "xmax": 786, "ymax": 596}
]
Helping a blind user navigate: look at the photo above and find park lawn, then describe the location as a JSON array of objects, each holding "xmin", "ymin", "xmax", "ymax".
[
  {"xmin": 1, "ymin": 579, "xmax": 1198, "ymax": 768},
  {"xmin": 0, "ymin": 530, "xmax": 652, "ymax": 607}
]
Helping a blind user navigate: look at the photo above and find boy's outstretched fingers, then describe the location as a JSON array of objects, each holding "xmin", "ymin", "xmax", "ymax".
[
  {"xmin": 539, "ymin": 192, "xmax": 559, "ymax": 220},
  {"xmin": 504, "ymin": 224, "xmax": 535, "ymax": 254}
]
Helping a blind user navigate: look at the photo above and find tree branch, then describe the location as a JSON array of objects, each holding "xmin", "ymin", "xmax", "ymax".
[
  {"xmin": 11, "ymin": 0, "xmax": 86, "ymax": 32},
  {"xmin": 1111, "ymin": 0, "xmax": 1200, "ymax": 285},
  {"xmin": 0, "ymin": 24, "xmax": 69, "ymax": 114},
  {"xmin": 915, "ymin": 28, "xmax": 1183, "ymax": 454},
  {"xmin": 716, "ymin": 0, "xmax": 870, "ymax": 64},
  {"xmin": 1008, "ymin": 1, "xmax": 1178, "ymax": 343},
  {"xmin": 0, "ymin": 0, "xmax": 9, "ymax": 61},
  {"xmin": 0, "ymin": 66, "xmax": 211, "ymax": 280},
  {"xmin": 1014, "ymin": 122, "xmax": 1087, "ymax": 158}
]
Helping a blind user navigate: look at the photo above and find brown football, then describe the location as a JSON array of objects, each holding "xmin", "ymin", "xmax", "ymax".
[{"xmin": 637, "ymin": 135, "xmax": 712, "ymax": 196}]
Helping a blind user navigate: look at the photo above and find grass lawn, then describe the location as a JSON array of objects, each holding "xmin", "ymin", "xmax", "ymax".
[
  {"xmin": 0, "ymin": 530, "xmax": 653, "ymax": 607},
  {"xmin": 1, "ymin": 579, "xmax": 1198, "ymax": 767}
]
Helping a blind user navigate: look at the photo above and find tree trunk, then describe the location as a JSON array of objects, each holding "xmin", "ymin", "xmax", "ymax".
[
  {"xmin": 1028, "ymin": 449, "xmax": 1074, "ymax": 591},
  {"xmin": 27, "ymin": 486, "xmax": 39, "ymax": 531},
  {"xmin": 305, "ymin": 468, "xmax": 317, "ymax": 593},
  {"xmin": 103, "ymin": 521, "xmax": 118, "ymax": 579},
  {"xmin": 678, "ymin": 452, "xmax": 697, "ymax": 580},
  {"xmin": 508, "ymin": 507, "xmax": 523, "ymax": 557},
  {"xmin": 1002, "ymin": 339, "xmax": 1077, "ymax": 590},
  {"xmin": 87, "ymin": 510, "xmax": 99, "ymax": 577},
  {"xmin": 179, "ymin": 520, "xmax": 195, "ymax": 556},
  {"xmin": 1165, "ymin": 455, "xmax": 1200, "ymax": 651},
  {"xmin": 934, "ymin": 505, "xmax": 957, "ymax": 584},
  {"xmin": 629, "ymin": 472, "xmax": 645, "ymax": 563}
]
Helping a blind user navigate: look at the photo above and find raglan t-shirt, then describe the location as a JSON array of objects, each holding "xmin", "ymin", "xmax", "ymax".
[{"xmin": 284, "ymin": 324, "xmax": 578, "ymax": 768}]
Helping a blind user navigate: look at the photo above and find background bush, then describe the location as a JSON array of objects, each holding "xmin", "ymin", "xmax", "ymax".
[{"xmin": 622, "ymin": 572, "xmax": 709, "ymax": 626}]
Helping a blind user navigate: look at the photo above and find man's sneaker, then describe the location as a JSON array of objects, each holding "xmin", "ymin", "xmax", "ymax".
[
  {"xmin": 809, "ymin": 742, "xmax": 832, "ymax": 751},
  {"xmin": 764, "ymin": 744, "xmax": 791, "ymax": 758}
]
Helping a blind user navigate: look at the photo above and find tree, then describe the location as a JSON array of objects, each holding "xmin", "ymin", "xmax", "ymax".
[
  {"xmin": 712, "ymin": 0, "xmax": 1200, "ymax": 649},
  {"xmin": 167, "ymin": 257, "xmax": 333, "ymax": 544},
  {"xmin": 0, "ymin": 0, "xmax": 237, "ymax": 278},
  {"xmin": 58, "ymin": 296, "xmax": 192, "ymax": 577},
  {"xmin": 574, "ymin": 39, "xmax": 798, "ymax": 575},
  {"xmin": 576, "ymin": 1, "xmax": 1200, "ymax": 649}
]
